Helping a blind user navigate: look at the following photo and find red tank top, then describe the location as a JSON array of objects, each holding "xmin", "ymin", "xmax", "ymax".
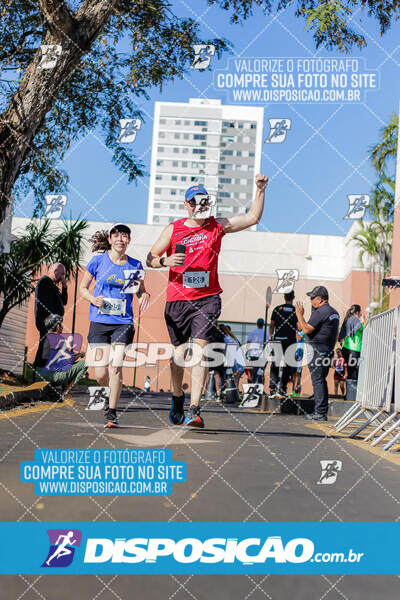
[{"xmin": 166, "ymin": 217, "xmax": 225, "ymax": 301}]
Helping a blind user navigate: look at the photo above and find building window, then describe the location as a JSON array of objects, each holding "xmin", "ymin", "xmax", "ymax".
[
  {"xmin": 174, "ymin": 133, "xmax": 180, "ymax": 139},
  {"xmin": 158, "ymin": 146, "xmax": 164, "ymax": 152},
  {"xmin": 182, "ymin": 162, "xmax": 188, "ymax": 167},
  {"xmin": 249, "ymin": 152, "xmax": 255, "ymax": 157},
  {"xmin": 170, "ymin": 203, "xmax": 176, "ymax": 209},
  {"xmin": 193, "ymin": 148, "xmax": 206, "ymax": 154},
  {"xmin": 181, "ymin": 176, "xmax": 187, "ymax": 181},
  {"xmin": 194, "ymin": 120, "xmax": 207, "ymax": 126},
  {"xmin": 160, "ymin": 119, "xmax": 166, "ymax": 124},
  {"xmin": 236, "ymin": 151, "xmax": 242, "ymax": 157},
  {"xmin": 154, "ymin": 202, "xmax": 160, "ymax": 208},
  {"xmin": 172, "ymin": 176, "xmax": 177, "ymax": 181},
  {"xmin": 154, "ymin": 216, "xmax": 160, "ymax": 222},
  {"xmin": 184, "ymin": 120, "xmax": 190, "ymax": 125},
  {"xmin": 156, "ymin": 175, "xmax": 162, "ymax": 180},
  {"xmin": 238, "ymin": 123, "xmax": 243, "ymax": 128},
  {"xmin": 220, "ymin": 178, "xmax": 232, "ymax": 183},
  {"xmin": 194, "ymin": 134, "xmax": 206, "ymax": 140},
  {"xmin": 223, "ymin": 121, "xmax": 235, "ymax": 128},
  {"xmin": 220, "ymin": 192, "xmax": 230, "ymax": 198},
  {"xmin": 183, "ymin": 133, "xmax": 189, "ymax": 139},
  {"xmin": 173, "ymin": 161, "xmax": 179, "ymax": 166},
  {"xmin": 222, "ymin": 150, "xmax": 233, "ymax": 156},
  {"xmin": 173, "ymin": 148, "xmax": 179, "ymax": 153},
  {"xmin": 159, "ymin": 132, "xmax": 165, "ymax": 138},
  {"xmin": 155, "ymin": 188, "xmax": 161, "ymax": 194},
  {"xmin": 220, "ymin": 164, "xmax": 232, "ymax": 170},
  {"xmin": 156, "ymin": 160, "xmax": 163, "ymax": 166},
  {"xmin": 175, "ymin": 120, "xmax": 181, "ymax": 125},
  {"xmin": 171, "ymin": 190, "xmax": 176, "ymax": 195},
  {"xmin": 182, "ymin": 148, "xmax": 189, "ymax": 153},
  {"xmin": 250, "ymin": 123, "xmax": 256, "ymax": 129}
]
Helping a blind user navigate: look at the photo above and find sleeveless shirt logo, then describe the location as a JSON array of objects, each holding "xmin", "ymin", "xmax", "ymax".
[{"xmin": 181, "ymin": 232, "xmax": 208, "ymax": 246}]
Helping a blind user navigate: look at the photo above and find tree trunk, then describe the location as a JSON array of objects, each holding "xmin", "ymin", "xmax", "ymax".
[
  {"xmin": 0, "ymin": 0, "xmax": 115, "ymax": 224},
  {"xmin": 0, "ymin": 304, "xmax": 10, "ymax": 329}
]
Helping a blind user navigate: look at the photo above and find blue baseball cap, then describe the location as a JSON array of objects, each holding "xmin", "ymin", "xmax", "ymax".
[{"xmin": 185, "ymin": 185, "xmax": 209, "ymax": 201}]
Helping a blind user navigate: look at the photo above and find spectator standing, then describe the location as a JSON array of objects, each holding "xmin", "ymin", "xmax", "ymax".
[
  {"xmin": 295, "ymin": 286, "xmax": 339, "ymax": 421},
  {"xmin": 338, "ymin": 304, "xmax": 364, "ymax": 381},
  {"xmin": 269, "ymin": 291, "xmax": 298, "ymax": 398},
  {"xmin": 34, "ymin": 263, "xmax": 68, "ymax": 369},
  {"xmin": 246, "ymin": 318, "xmax": 266, "ymax": 382},
  {"xmin": 332, "ymin": 347, "xmax": 346, "ymax": 395}
]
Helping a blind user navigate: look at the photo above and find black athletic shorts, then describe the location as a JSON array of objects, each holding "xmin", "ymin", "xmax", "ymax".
[
  {"xmin": 88, "ymin": 322, "xmax": 135, "ymax": 345},
  {"xmin": 165, "ymin": 294, "xmax": 222, "ymax": 346}
]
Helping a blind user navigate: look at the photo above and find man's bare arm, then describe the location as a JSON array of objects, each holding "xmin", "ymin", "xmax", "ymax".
[
  {"xmin": 217, "ymin": 173, "xmax": 268, "ymax": 234},
  {"xmin": 146, "ymin": 225, "xmax": 174, "ymax": 268}
]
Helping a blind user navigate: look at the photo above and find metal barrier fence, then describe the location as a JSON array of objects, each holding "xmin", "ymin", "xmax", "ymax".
[
  {"xmin": 334, "ymin": 306, "xmax": 400, "ymax": 451},
  {"xmin": 361, "ymin": 307, "xmax": 396, "ymax": 411}
]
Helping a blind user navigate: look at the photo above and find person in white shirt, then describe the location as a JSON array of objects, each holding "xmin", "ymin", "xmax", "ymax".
[{"xmin": 246, "ymin": 318, "xmax": 267, "ymax": 382}]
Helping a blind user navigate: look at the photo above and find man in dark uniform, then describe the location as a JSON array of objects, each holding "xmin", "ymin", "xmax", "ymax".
[
  {"xmin": 269, "ymin": 290, "xmax": 298, "ymax": 397},
  {"xmin": 295, "ymin": 285, "xmax": 339, "ymax": 421},
  {"xmin": 34, "ymin": 263, "xmax": 68, "ymax": 369}
]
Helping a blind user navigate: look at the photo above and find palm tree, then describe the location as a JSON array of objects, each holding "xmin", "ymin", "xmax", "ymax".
[
  {"xmin": 370, "ymin": 175, "xmax": 395, "ymax": 221},
  {"xmin": 370, "ymin": 112, "xmax": 398, "ymax": 175},
  {"xmin": 351, "ymin": 221, "xmax": 379, "ymax": 306},
  {"xmin": 0, "ymin": 218, "xmax": 88, "ymax": 328}
]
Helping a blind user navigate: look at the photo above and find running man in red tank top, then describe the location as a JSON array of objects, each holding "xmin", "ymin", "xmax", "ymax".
[{"xmin": 147, "ymin": 174, "xmax": 268, "ymax": 428}]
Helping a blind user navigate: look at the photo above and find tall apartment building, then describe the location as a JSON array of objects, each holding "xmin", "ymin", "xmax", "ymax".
[{"xmin": 147, "ymin": 98, "xmax": 264, "ymax": 227}]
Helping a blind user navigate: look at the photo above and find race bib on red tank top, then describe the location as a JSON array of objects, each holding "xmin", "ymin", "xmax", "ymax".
[{"xmin": 166, "ymin": 217, "xmax": 225, "ymax": 301}]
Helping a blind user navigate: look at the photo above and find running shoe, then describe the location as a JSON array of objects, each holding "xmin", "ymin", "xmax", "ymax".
[
  {"xmin": 104, "ymin": 409, "xmax": 119, "ymax": 428},
  {"xmin": 290, "ymin": 391, "xmax": 300, "ymax": 398},
  {"xmin": 169, "ymin": 393, "xmax": 185, "ymax": 425},
  {"xmin": 184, "ymin": 405, "xmax": 204, "ymax": 428}
]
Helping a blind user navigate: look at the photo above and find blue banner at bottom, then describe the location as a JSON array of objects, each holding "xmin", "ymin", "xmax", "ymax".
[{"xmin": 0, "ymin": 522, "xmax": 397, "ymax": 574}]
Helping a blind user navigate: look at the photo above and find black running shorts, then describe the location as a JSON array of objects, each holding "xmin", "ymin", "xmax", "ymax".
[
  {"xmin": 164, "ymin": 294, "xmax": 222, "ymax": 346},
  {"xmin": 88, "ymin": 322, "xmax": 135, "ymax": 345}
]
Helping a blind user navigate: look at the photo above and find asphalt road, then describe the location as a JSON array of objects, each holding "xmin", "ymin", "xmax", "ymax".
[{"xmin": 1, "ymin": 391, "xmax": 399, "ymax": 599}]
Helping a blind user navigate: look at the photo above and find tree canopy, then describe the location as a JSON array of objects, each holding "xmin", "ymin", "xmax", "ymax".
[{"xmin": 1, "ymin": 0, "xmax": 399, "ymax": 222}]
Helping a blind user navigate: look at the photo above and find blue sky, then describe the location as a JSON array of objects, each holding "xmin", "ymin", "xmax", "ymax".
[{"xmin": 15, "ymin": 2, "xmax": 400, "ymax": 236}]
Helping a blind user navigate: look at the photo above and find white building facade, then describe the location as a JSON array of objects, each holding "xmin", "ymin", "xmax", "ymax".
[{"xmin": 146, "ymin": 98, "xmax": 264, "ymax": 226}]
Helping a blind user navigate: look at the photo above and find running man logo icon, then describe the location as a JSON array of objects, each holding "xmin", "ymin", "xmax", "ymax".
[
  {"xmin": 42, "ymin": 529, "xmax": 82, "ymax": 568},
  {"xmin": 273, "ymin": 269, "xmax": 299, "ymax": 294},
  {"xmin": 265, "ymin": 119, "xmax": 292, "ymax": 143},
  {"xmin": 39, "ymin": 44, "xmax": 62, "ymax": 69},
  {"xmin": 44, "ymin": 194, "xmax": 67, "ymax": 219},
  {"xmin": 121, "ymin": 268, "xmax": 145, "ymax": 293},
  {"xmin": 191, "ymin": 44, "xmax": 216, "ymax": 70},
  {"xmin": 87, "ymin": 386, "xmax": 109, "ymax": 410},
  {"xmin": 317, "ymin": 460, "xmax": 342, "ymax": 485},
  {"xmin": 117, "ymin": 118, "xmax": 142, "ymax": 144},
  {"xmin": 344, "ymin": 194, "xmax": 370, "ymax": 220}
]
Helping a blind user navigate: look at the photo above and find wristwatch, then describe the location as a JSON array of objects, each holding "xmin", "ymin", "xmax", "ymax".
[{"xmin": 160, "ymin": 257, "xmax": 166, "ymax": 267}]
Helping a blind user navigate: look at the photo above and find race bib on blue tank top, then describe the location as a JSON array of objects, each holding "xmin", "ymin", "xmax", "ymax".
[{"xmin": 85, "ymin": 253, "xmax": 144, "ymax": 325}]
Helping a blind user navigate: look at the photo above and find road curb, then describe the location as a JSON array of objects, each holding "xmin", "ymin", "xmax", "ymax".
[{"xmin": 0, "ymin": 382, "xmax": 50, "ymax": 410}]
